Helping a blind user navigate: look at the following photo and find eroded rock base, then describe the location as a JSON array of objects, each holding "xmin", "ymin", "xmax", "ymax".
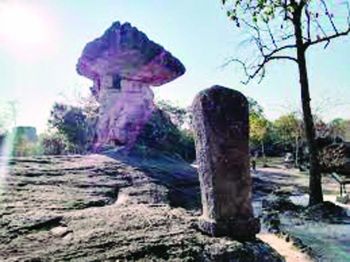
[{"xmin": 197, "ymin": 217, "xmax": 261, "ymax": 240}]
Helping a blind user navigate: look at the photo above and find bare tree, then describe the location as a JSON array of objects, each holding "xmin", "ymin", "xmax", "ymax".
[{"xmin": 221, "ymin": 0, "xmax": 350, "ymax": 205}]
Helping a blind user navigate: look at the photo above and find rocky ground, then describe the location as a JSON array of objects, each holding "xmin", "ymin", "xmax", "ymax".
[
  {"xmin": 0, "ymin": 153, "xmax": 284, "ymax": 262},
  {"xmin": 254, "ymin": 166, "xmax": 350, "ymax": 262}
]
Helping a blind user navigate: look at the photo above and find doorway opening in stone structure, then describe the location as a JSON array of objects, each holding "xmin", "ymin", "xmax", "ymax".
[
  {"xmin": 112, "ymin": 138, "xmax": 124, "ymax": 146},
  {"xmin": 113, "ymin": 75, "xmax": 122, "ymax": 90}
]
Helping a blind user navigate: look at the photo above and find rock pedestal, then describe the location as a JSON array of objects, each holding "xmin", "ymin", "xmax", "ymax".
[
  {"xmin": 192, "ymin": 85, "xmax": 260, "ymax": 240},
  {"xmin": 94, "ymin": 79, "xmax": 155, "ymax": 147},
  {"xmin": 76, "ymin": 22, "xmax": 185, "ymax": 149}
]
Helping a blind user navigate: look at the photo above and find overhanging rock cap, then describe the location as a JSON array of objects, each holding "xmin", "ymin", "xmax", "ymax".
[{"xmin": 76, "ymin": 21, "xmax": 185, "ymax": 86}]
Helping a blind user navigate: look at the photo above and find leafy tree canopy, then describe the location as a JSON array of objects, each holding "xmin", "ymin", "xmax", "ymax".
[
  {"xmin": 274, "ymin": 113, "xmax": 302, "ymax": 144},
  {"xmin": 250, "ymin": 113, "xmax": 269, "ymax": 145}
]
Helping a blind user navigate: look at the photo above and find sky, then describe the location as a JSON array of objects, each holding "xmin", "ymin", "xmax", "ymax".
[{"xmin": 0, "ymin": 0, "xmax": 349, "ymax": 133}]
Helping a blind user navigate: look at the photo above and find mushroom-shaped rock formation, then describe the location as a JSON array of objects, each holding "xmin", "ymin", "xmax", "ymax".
[{"xmin": 77, "ymin": 22, "xmax": 185, "ymax": 149}]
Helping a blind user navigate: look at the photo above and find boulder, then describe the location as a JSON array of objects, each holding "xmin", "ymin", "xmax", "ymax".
[{"xmin": 319, "ymin": 142, "xmax": 350, "ymax": 176}]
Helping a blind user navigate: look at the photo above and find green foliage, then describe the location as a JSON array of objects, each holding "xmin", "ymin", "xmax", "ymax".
[
  {"xmin": 156, "ymin": 99, "xmax": 190, "ymax": 128},
  {"xmin": 328, "ymin": 118, "xmax": 347, "ymax": 140},
  {"xmin": 248, "ymin": 97, "xmax": 264, "ymax": 117},
  {"xmin": 137, "ymin": 100, "xmax": 195, "ymax": 161},
  {"xmin": 222, "ymin": 0, "xmax": 312, "ymax": 25},
  {"xmin": 273, "ymin": 113, "xmax": 302, "ymax": 145},
  {"xmin": 136, "ymin": 105, "xmax": 195, "ymax": 162},
  {"xmin": 223, "ymin": 0, "xmax": 291, "ymax": 26},
  {"xmin": 343, "ymin": 120, "xmax": 350, "ymax": 141},
  {"xmin": 250, "ymin": 113, "xmax": 269, "ymax": 146},
  {"xmin": 48, "ymin": 103, "xmax": 92, "ymax": 153},
  {"xmin": 247, "ymin": 99, "xmax": 303, "ymax": 155},
  {"xmin": 11, "ymin": 139, "xmax": 41, "ymax": 157},
  {"xmin": 39, "ymin": 131, "xmax": 73, "ymax": 155},
  {"xmin": 247, "ymin": 98, "xmax": 270, "ymax": 149}
]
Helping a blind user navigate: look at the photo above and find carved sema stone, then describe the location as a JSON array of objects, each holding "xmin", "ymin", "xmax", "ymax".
[{"xmin": 192, "ymin": 85, "xmax": 260, "ymax": 240}]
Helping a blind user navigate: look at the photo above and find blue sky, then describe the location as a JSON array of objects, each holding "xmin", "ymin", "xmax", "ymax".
[{"xmin": 0, "ymin": 0, "xmax": 349, "ymax": 132}]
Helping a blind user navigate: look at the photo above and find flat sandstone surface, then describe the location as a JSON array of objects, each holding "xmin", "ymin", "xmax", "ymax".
[{"xmin": 0, "ymin": 154, "xmax": 283, "ymax": 261}]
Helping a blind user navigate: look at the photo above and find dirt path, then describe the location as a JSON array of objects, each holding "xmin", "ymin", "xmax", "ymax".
[
  {"xmin": 256, "ymin": 166, "xmax": 342, "ymax": 196},
  {"xmin": 258, "ymin": 233, "xmax": 313, "ymax": 262},
  {"xmin": 253, "ymin": 167, "xmax": 314, "ymax": 262}
]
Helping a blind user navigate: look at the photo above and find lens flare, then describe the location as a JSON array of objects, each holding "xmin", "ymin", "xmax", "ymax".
[{"xmin": 0, "ymin": 131, "xmax": 15, "ymax": 198}]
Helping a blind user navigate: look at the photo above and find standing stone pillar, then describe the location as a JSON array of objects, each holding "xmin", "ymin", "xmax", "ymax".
[{"xmin": 192, "ymin": 85, "xmax": 260, "ymax": 240}]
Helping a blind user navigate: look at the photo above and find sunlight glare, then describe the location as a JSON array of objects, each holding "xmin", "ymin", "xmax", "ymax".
[
  {"xmin": 0, "ymin": 133, "xmax": 14, "ymax": 199},
  {"xmin": 0, "ymin": 1, "xmax": 57, "ymax": 59}
]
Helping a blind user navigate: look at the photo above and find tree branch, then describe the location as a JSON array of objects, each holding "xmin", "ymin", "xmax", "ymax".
[
  {"xmin": 305, "ymin": 27, "xmax": 350, "ymax": 49},
  {"xmin": 227, "ymin": 54, "xmax": 298, "ymax": 85}
]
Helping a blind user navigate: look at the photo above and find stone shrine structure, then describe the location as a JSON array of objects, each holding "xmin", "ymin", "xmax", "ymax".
[
  {"xmin": 77, "ymin": 22, "xmax": 185, "ymax": 149},
  {"xmin": 192, "ymin": 85, "xmax": 260, "ymax": 240}
]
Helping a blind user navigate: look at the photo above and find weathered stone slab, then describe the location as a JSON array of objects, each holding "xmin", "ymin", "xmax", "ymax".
[{"xmin": 192, "ymin": 85, "xmax": 260, "ymax": 240}]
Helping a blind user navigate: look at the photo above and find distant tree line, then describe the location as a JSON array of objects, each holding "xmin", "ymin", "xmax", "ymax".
[
  {"xmin": 1, "ymin": 97, "xmax": 349, "ymax": 166},
  {"xmin": 248, "ymin": 98, "xmax": 350, "ymax": 162}
]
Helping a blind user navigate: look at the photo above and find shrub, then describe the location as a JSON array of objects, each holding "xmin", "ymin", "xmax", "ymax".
[
  {"xmin": 48, "ymin": 103, "xmax": 96, "ymax": 153},
  {"xmin": 39, "ymin": 131, "xmax": 73, "ymax": 155},
  {"xmin": 136, "ymin": 108, "xmax": 195, "ymax": 162}
]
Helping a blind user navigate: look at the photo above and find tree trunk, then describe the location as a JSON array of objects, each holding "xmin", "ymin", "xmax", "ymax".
[
  {"xmin": 295, "ymin": 135, "xmax": 299, "ymax": 168},
  {"xmin": 261, "ymin": 141, "xmax": 267, "ymax": 167},
  {"xmin": 294, "ymin": 12, "xmax": 323, "ymax": 206}
]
